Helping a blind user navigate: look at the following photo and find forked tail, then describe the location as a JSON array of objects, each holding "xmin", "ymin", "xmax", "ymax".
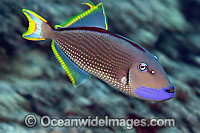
[{"xmin": 22, "ymin": 9, "xmax": 53, "ymax": 41}]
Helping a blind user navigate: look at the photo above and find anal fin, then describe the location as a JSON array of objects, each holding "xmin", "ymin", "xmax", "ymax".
[{"xmin": 51, "ymin": 40, "xmax": 91, "ymax": 87}]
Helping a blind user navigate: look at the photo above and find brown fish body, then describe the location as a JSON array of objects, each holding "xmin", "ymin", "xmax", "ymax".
[{"xmin": 49, "ymin": 27, "xmax": 145, "ymax": 96}]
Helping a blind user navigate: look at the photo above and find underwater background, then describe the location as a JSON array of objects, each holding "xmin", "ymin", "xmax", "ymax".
[{"xmin": 0, "ymin": 0, "xmax": 200, "ymax": 133}]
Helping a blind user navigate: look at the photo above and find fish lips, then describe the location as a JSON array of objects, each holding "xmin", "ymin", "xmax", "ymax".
[{"xmin": 135, "ymin": 86, "xmax": 175, "ymax": 101}]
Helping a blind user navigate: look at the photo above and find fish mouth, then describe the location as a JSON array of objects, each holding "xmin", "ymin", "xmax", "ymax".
[
  {"xmin": 134, "ymin": 86, "xmax": 175, "ymax": 101},
  {"xmin": 165, "ymin": 87, "xmax": 175, "ymax": 93}
]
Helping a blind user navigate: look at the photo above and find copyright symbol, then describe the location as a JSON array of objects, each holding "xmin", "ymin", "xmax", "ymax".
[{"xmin": 24, "ymin": 114, "xmax": 37, "ymax": 127}]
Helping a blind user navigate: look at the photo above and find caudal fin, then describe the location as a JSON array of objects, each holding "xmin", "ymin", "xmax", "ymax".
[{"xmin": 22, "ymin": 9, "xmax": 52, "ymax": 41}]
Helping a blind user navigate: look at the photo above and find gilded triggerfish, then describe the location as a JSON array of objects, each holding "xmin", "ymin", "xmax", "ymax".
[{"xmin": 22, "ymin": 2, "xmax": 175, "ymax": 101}]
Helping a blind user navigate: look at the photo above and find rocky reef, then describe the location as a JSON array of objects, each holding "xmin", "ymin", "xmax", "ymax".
[{"xmin": 0, "ymin": 0, "xmax": 200, "ymax": 133}]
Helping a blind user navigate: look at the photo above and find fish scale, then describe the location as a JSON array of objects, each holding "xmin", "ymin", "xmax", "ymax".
[
  {"xmin": 85, "ymin": 32, "xmax": 132, "ymax": 65},
  {"xmin": 54, "ymin": 31, "xmax": 131, "ymax": 91},
  {"xmin": 58, "ymin": 30, "xmax": 133, "ymax": 67},
  {"xmin": 54, "ymin": 30, "xmax": 133, "ymax": 77}
]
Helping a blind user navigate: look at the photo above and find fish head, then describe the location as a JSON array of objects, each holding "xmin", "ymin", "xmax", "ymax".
[{"xmin": 129, "ymin": 51, "xmax": 175, "ymax": 101}]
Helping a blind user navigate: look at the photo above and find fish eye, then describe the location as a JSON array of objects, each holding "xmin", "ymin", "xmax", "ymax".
[{"xmin": 138, "ymin": 63, "xmax": 148, "ymax": 72}]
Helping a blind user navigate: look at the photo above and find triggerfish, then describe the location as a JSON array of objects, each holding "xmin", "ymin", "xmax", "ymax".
[{"xmin": 22, "ymin": 2, "xmax": 175, "ymax": 101}]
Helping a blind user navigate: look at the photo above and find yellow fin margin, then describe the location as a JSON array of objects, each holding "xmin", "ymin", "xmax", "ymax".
[
  {"xmin": 22, "ymin": 9, "xmax": 47, "ymax": 40},
  {"xmin": 55, "ymin": 2, "xmax": 108, "ymax": 30},
  {"xmin": 81, "ymin": 1, "xmax": 95, "ymax": 8},
  {"xmin": 51, "ymin": 41, "xmax": 76, "ymax": 86}
]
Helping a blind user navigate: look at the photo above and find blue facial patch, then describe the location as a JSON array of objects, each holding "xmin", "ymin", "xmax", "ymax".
[{"xmin": 134, "ymin": 86, "xmax": 175, "ymax": 100}]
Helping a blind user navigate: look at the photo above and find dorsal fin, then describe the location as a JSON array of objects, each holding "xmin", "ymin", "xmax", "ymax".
[
  {"xmin": 51, "ymin": 40, "xmax": 91, "ymax": 87},
  {"xmin": 55, "ymin": 2, "xmax": 108, "ymax": 30}
]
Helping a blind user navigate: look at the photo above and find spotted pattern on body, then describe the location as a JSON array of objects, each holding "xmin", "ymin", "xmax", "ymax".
[{"xmin": 52, "ymin": 30, "xmax": 140, "ymax": 93}]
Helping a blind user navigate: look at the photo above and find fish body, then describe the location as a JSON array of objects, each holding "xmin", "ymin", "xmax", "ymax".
[{"xmin": 22, "ymin": 2, "xmax": 175, "ymax": 101}]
